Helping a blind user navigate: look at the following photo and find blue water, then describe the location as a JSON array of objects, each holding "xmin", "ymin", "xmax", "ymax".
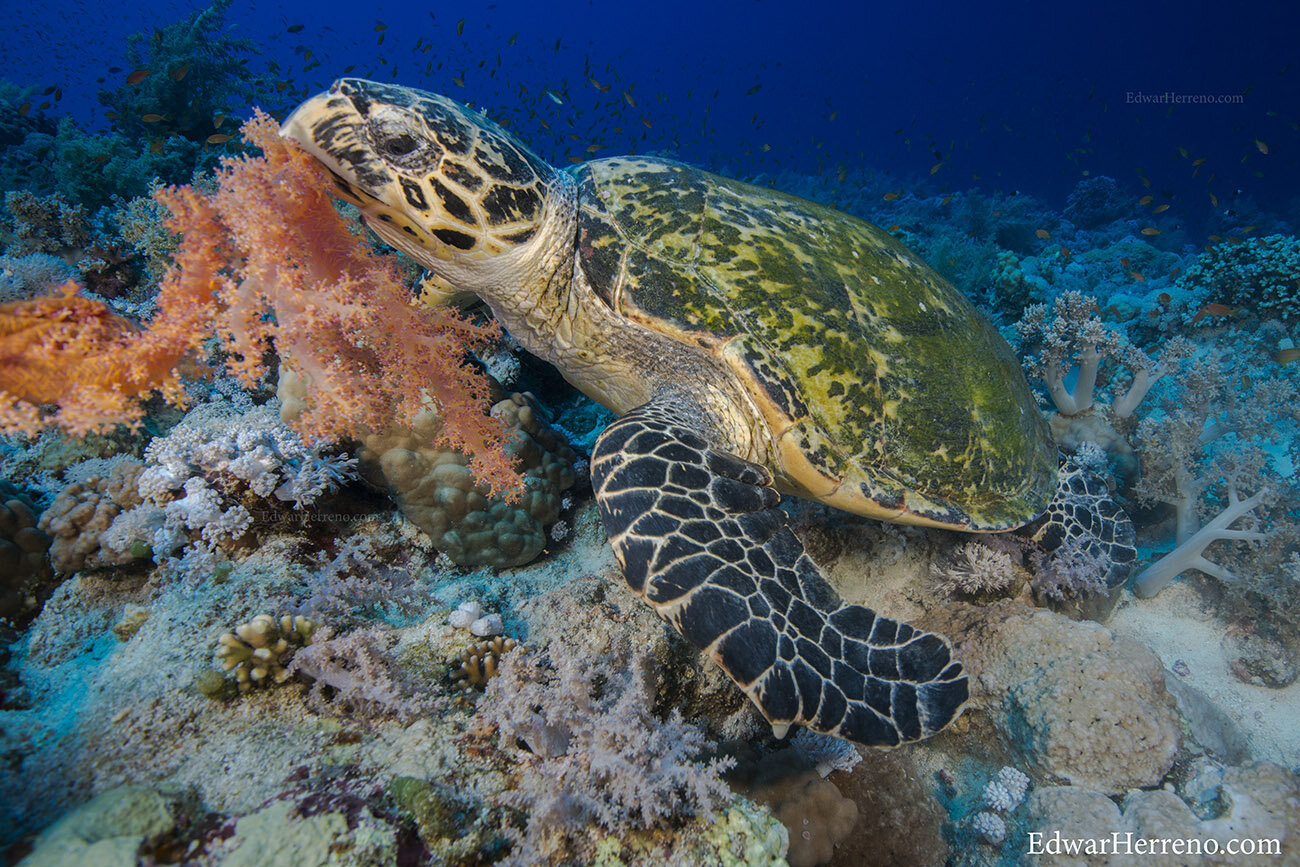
[{"xmin": 2, "ymin": 0, "xmax": 1297, "ymax": 221}]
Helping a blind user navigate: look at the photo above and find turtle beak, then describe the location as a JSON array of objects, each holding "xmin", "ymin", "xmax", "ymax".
[
  {"xmin": 279, "ymin": 89, "xmax": 340, "ymax": 154},
  {"xmin": 280, "ymin": 84, "xmax": 391, "ymax": 204}
]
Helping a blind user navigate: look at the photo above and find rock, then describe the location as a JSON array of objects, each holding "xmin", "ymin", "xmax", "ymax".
[
  {"xmin": 1163, "ymin": 677, "xmax": 1251, "ymax": 764},
  {"xmin": 928, "ymin": 601, "xmax": 1180, "ymax": 794},
  {"xmin": 1222, "ymin": 629, "xmax": 1298, "ymax": 688},
  {"xmin": 19, "ymin": 785, "xmax": 174, "ymax": 867},
  {"xmin": 1024, "ymin": 762, "xmax": 1300, "ymax": 865},
  {"xmin": 217, "ymin": 799, "xmax": 371, "ymax": 867}
]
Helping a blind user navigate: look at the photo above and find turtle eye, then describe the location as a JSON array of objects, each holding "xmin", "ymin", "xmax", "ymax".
[
  {"xmin": 367, "ymin": 115, "xmax": 434, "ymax": 169},
  {"xmin": 379, "ymin": 132, "xmax": 419, "ymax": 158}
]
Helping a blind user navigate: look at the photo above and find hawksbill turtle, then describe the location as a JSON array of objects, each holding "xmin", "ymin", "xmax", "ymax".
[{"xmin": 281, "ymin": 79, "xmax": 1134, "ymax": 747}]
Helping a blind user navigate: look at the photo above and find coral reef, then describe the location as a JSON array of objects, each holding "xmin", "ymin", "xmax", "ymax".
[
  {"xmin": 1177, "ymin": 234, "xmax": 1300, "ymax": 322},
  {"xmin": 1062, "ymin": 175, "xmax": 1137, "ymax": 230},
  {"xmin": 359, "ymin": 392, "xmax": 579, "ymax": 568},
  {"xmin": 981, "ymin": 765, "xmax": 1030, "ymax": 813},
  {"xmin": 4, "ymin": 61, "xmax": 1300, "ymax": 867},
  {"xmin": 95, "ymin": 0, "xmax": 275, "ymax": 149},
  {"xmin": 1, "ymin": 190, "xmax": 92, "ymax": 259},
  {"xmin": 108, "ymin": 188, "xmax": 177, "ymax": 291},
  {"xmin": 0, "ymin": 286, "xmax": 183, "ymax": 437},
  {"xmin": 290, "ymin": 626, "xmax": 435, "ymax": 720}
]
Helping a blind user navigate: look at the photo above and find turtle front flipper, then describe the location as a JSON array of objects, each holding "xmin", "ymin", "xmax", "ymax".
[{"xmin": 591, "ymin": 397, "xmax": 968, "ymax": 747}]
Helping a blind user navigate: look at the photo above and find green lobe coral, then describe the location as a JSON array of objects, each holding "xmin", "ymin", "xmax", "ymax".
[{"xmin": 360, "ymin": 392, "xmax": 578, "ymax": 568}]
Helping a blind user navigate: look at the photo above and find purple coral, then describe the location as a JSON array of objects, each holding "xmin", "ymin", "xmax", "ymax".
[{"xmin": 476, "ymin": 636, "xmax": 734, "ymax": 861}]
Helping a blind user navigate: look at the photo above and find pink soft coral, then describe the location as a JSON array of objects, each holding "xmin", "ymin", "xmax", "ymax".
[{"xmin": 0, "ymin": 110, "xmax": 520, "ymax": 496}]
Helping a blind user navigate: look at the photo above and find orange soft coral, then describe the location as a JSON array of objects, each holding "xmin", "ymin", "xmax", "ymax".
[
  {"xmin": 0, "ymin": 283, "xmax": 192, "ymax": 436},
  {"xmin": 0, "ymin": 110, "xmax": 521, "ymax": 497}
]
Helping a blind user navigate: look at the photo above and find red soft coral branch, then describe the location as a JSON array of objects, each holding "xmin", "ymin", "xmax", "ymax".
[{"xmin": 0, "ymin": 109, "xmax": 522, "ymax": 498}]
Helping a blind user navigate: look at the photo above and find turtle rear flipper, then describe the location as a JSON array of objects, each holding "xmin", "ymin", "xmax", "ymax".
[
  {"xmin": 1028, "ymin": 454, "xmax": 1137, "ymax": 588},
  {"xmin": 591, "ymin": 397, "xmax": 968, "ymax": 747}
]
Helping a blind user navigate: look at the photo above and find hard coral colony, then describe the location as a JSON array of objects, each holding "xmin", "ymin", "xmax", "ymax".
[{"xmin": 2, "ymin": 6, "xmax": 1300, "ymax": 866}]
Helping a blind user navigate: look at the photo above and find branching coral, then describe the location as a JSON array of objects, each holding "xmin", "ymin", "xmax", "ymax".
[
  {"xmin": 92, "ymin": 400, "xmax": 357, "ymax": 564},
  {"xmin": 1132, "ymin": 486, "xmax": 1272, "ymax": 598},
  {"xmin": 216, "ymin": 613, "xmax": 319, "ymax": 691},
  {"xmin": 1130, "ymin": 346, "xmax": 1292, "ymax": 597},
  {"xmin": 451, "ymin": 636, "xmax": 518, "ymax": 690},
  {"xmin": 0, "ymin": 111, "xmax": 522, "ymax": 496},
  {"xmin": 1177, "ymin": 234, "xmax": 1300, "ymax": 322},
  {"xmin": 1015, "ymin": 290, "xmax": 1194, "ymax": 477}
]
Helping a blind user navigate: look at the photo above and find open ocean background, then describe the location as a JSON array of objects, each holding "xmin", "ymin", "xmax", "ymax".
[{"xmin": 3, "ymin": 0, "xmax": 1297, "ymax": 226}]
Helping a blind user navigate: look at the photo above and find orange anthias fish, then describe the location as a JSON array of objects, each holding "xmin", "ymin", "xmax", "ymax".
[{"xmin": 1191, "ymin": 303, "xmax": 1235, "ymax": 324}]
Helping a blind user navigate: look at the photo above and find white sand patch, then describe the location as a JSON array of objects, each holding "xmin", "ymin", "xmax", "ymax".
[{"xmin": 1108, "ymin": 582, "xmax": 1300, "ymax": 767}]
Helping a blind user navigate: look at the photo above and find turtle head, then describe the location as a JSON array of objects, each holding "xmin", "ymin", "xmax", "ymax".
[{"xmin": 281, "ymin": 79, "xmax": 564, "ymax": 287}]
